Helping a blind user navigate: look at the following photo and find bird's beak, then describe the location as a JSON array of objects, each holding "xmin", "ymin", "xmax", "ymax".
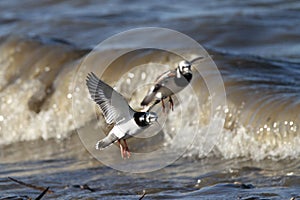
[{"xmin": 150, "ymin": 115, "xmax": 158, "ymax": 123}]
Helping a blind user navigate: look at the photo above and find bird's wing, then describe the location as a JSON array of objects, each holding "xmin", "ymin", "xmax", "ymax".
[
  {"xmin": 140, "ymin": 69, "xmax": 177, "ymax": 107},
  {"xmin": 154, "ymin": 69, "xmax": 177, "ymax": 85},
  {"xmin": 86, "ymin": 72, "xmax": 134, "ymax": 124}
]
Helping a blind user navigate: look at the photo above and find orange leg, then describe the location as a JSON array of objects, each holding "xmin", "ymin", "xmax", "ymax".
[
  {"xmin": 161, "ymin": 98, "xmax": 165, "ymax": 113},
  {"xmin": 118, "ymin": 140, "xmax": 125, "ymax": 159},
  {"xmin": 169, "ymin": 96, "xmax": 174, "ymax": 111},
  {"xmin": 123, "ymin": 139, "xmax": 131, "ymax": 158}
]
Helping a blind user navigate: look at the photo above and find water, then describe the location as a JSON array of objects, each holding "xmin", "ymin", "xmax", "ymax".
[{"xmin": 0, "ymin": 0, "xmax": 300, "ymax": 199}]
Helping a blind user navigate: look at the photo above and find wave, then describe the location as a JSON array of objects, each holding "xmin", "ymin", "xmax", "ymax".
[
  {"xmin": 0, "ymin": 35, "xmax": 299, "ymax": 160},
  {"xmin": 0, "ymin": 36, "xmax": 88, "ymax": 144}
]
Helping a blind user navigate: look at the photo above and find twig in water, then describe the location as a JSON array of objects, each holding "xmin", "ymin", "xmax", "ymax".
[
  {"xmin": 139, "ymin": 190, "xmax": 146, "ymax": 200},
  {"xmin": 8, "ymin": 177, "xmax": 53, "ymax": 194},
  {"xmin": 35, "ymin": 187, "xmax": 49, "ymax": 200},
  {"xmin": 73, "ymin": 184, "xmax": 95, "ymax": 192}
]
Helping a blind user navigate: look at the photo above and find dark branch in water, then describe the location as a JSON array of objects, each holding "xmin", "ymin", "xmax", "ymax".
[
  {"xmin": 73, "ymin": 184, "xmax": 95, "ymax": 192},
  {"xmin": 139, "ymin": 190, "xmax": 146, "ymax": 200},
  {"xmin": 35, "ymin": 187, "xmax": 49, "ymax": 200},
  {"xmin": 8, "ymin": 177, "xmax": 54, "ymax": 194}
]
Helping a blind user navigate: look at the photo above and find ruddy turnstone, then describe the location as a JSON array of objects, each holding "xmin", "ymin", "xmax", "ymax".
[
  {"xmin": 86, "ymin": 72, "xmax": 158, "ymax": 158},
  {"xmin": 141, "ymin": 57, "xmax": 203, "ymax": 111}
]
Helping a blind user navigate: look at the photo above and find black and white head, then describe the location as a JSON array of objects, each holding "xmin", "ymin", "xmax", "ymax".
[
  {"xmin": 135, "ymin": 112, "xmax": 158, "ymax": 127},
  {"xmin": 145, "ymin": 112, "xmax": 158, "ymax": 124},
  {"xmin": 178, "ymin": 60, "xmax": 192, "ymax": 74}
]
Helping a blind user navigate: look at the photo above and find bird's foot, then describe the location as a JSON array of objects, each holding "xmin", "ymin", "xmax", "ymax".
[
  {"xmin": 123, "ymin": 147, "xmax": 131, "ymax": 158},
  {"xmin": 119, "ymin": 140, "xmax": 131, "ymax": 159},
  {"xmin": 118, "ymin": 140, "xmax": 126, "ymax": 159},
  {"xmin": 120, "ymin": 147, "xmax": 131, "ymax": 159},
  {"xmin": 169, "ymin": 96, "xmax": 174, "ymax": 111},
  {"xmin": 123, "ymin": 140, "xmax": 131, "ymax": 158}
]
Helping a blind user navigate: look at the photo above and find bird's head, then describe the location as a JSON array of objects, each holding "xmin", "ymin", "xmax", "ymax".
[
  {"xmin": 178, "ymin": 60, "xmax": 192, "ymax": 74},
  {"xmin": 145, "ymin": 112, "xmax": 158, "ymax": 124}
]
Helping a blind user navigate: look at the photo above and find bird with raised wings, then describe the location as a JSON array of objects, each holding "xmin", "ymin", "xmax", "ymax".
[
  {"xmin": 141, "ymin": 57, "xmax": 203, "ymax": 112},
  {"xmin": 86, "ymin": 72, "xmax": 158, "ymax": 158}
]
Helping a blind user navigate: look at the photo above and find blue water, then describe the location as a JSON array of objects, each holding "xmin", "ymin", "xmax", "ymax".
[{"xmin": 0, "ymin": 0, "xmax": 299, "ymax": 61}]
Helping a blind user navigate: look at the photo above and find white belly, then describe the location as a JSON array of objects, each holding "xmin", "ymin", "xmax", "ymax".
[{"xmin": 110, "ymin": 119, "xmax": 142, "ymax": 139}]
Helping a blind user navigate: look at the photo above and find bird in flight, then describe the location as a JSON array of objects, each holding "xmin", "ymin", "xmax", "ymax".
[
  {"xmin": 141, "ymin": 57, "xmax": 203, "ymax": 112},
  {"xmin": 86, "ymin": 72, "xmax": 158, "ymax": 158}
]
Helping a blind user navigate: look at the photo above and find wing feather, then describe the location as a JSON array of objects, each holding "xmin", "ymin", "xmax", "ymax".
[
  {"xmin": 140, "ymin": 69, "xmax": 177, "ymax": 106},
  {"xmin": 86, "ymin": 72, "xmax": 134, "ymax": 124},
  {"xmin": 155, "ymin": 69, "xmax": 176, "ymax": 85}
]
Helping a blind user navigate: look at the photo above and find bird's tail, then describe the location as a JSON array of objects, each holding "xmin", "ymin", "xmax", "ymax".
[
  {"xmin": 95, "ymin": 133, "xmax": 118, "ymax": 150},
  {"xmin": 141, "ymin": 85, "xmax": 160, "ymax": 107}
]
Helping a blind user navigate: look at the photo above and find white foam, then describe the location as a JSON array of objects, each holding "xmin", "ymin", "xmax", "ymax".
[
  {"xmin": 115, "ymin": 64, "xmax": 300, "ymax": 161},
  {"xmin": 0, "ymin": 78, "xmax": 79, "ymax": 146},
  {"xmin": 1, "ymin": 60, "xmax": 299, "ymax": 161}
]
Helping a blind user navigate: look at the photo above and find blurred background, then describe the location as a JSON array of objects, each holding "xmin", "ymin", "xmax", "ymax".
[{"xmin": 0, "ymin": 0, "xmax": 299, "ymax": 199}]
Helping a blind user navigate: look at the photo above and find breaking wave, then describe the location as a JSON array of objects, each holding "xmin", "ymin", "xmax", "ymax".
[{"xmin": 0, "ymin": 35, "xmax": 299, "ymax": 161}]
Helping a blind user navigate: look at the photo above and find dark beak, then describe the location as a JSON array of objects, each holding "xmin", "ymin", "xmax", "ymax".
[{"xmin": 151, "ymin": 115, "xmax": 158, "ymax": 122}]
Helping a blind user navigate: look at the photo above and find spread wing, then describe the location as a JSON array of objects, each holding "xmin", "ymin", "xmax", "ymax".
[{"xmin": 86, "ymin": 72, "xmax": 134, "ymax": 124}]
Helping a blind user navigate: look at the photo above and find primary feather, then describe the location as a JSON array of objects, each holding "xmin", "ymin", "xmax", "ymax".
[{"xmin": 86, "ymin": 72, "xmax": 134, "ymax": 124}]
